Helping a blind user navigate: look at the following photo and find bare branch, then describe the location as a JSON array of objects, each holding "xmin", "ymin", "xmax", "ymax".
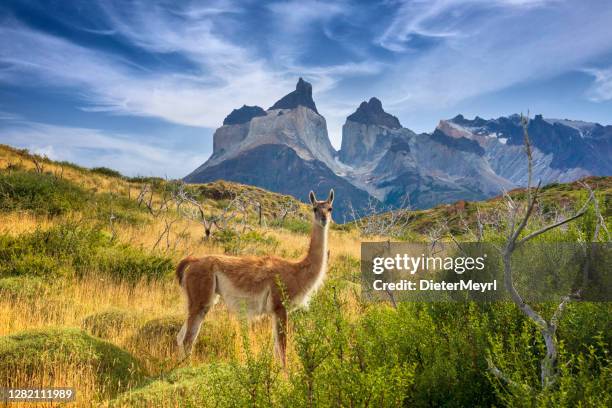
[
  {"xmin": 516, "ymin": 189, "xmax": 593, "ymax": 247},
  {"xmin": 487, "ymin": 357, "xmax": 530, "ymax": 391}
]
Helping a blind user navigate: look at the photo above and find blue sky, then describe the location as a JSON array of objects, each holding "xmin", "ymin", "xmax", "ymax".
[{"xmin": 1, "ymin": 0, "xmax": 611, "ymax": 178}]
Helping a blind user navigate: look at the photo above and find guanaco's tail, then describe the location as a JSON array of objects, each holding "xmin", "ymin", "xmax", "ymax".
[{"xmin": 176, "ymin": 257, "xmax": 196, "ymax": 286}]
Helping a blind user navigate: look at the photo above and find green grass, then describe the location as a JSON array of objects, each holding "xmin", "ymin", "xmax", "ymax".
[
  {"xmin": 82, "ymin": 308, "xmax": 145, "ymax": 340},
  {"xmin": 0, "ymin": 328, "xmax": 145, "ymax": 395},
  {"xmin": 0, "ymin": 276, "xmax": 49, "ymax": 300},
  {"xmin": 91, "ymin": 167, "xmax": 124, "ymax": 178},
  {"xmin": 0, "ymin": 222, "xmax": 173, "ymax": 282},
  {"xmin": 0, "ymin": 170, "xmax": 88, "ymax": 215}
]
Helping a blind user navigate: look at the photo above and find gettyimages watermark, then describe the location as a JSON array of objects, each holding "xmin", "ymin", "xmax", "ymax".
[{"xmin": 361, "ymin": 242, "xmax": 611, "ymax": 302}]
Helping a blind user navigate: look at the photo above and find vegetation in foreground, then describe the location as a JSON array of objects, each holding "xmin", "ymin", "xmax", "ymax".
[{"xmin": 0, "ymin": 144, "xmax": 610, "ymax": 407}]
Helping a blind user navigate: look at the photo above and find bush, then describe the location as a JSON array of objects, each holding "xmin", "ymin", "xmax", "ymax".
[
  {"xmin": 271, "ymin": 217, "xmax": 311, "ymax": 234},
  {"xmin": 130, "ymin": 316, "xmax": 236, "ymax": 362},
  {"xmin": 82, "ymin": 308, "xmax": 144, "ymax": 339},
  {"xmin": 94, "ymin": 246, "xmax": 173, "ymax": 283},
  {"xmin": 0, "ymin": 223, "xmax": 172, "ymax": 283},
  {"xmin": 0, "ymin": 328, "xmax": 144, "ymax": 395},
  {"xmin": 110, "ymin": 364, "xmax": 240, "ymax": 407},
  {"xmin": 0, "ymin": 276, "xmax": 48, "ymax": 299},
  {"xmin": 91, "ymin": 167, "xmax": 123, "ymax": 178},
  {"xmin": 0, "ymin": 170, "xmax": 87, "ymax": 215},
  {"xmin": 213, "ymin": 229, "xmax": 279, "ymax": 255}
]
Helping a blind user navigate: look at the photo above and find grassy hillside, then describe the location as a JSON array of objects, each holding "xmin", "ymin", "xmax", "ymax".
[{"xmin": 0, "ymin": 144, "xmax": 609, "ymax": 407}]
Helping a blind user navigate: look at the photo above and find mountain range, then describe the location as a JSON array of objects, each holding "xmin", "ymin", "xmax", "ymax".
[{"xmin": 184, "ymin": 78, "xmax": 612, "ymax": 221}]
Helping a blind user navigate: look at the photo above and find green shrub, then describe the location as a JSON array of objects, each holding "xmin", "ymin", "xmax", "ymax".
[
  {"xmin": 0, "ymin": 170, "xmax": 87, "ymax": 215},
  {"xmin": 91, "ymin": 167, "xmax": 123, "ymax": 178},
  {"xmin": 0, "ymin": 328, "xmax": 144, "ymax": 395},
  {"xmin": 94, "ymin": 246, "xmax": 173, "ymax": 283},
  {"xmin": 92, "ymin": 192, "xmax": 148, "ymax": 226},
  {"xmin": 0, "ymin": 223, "xmax": 104, "ymax": 278},
  {"xmin": 271, "ymin": 217, "xmax": 311, "ymax": 234},
  {"xmin": 0, "ymin": 276, "xmax": 48, "ymax": 299},
  {"xmin": 213, "ymin": 229, "xmax": 279, "ymax": 255},
  {"xmin": 130, "ymin": 316, "xmax": 236, "ymax": 362},
  {"xmin": 488, "ymin": 316, "xmax": 610, "ymax": 407},
  {"xmin": 0, "ymin": 223, "xmax": 172, "ymax": 283},
  {"xmin": 110, "ymin": 364, "xmax": 243, "ymax": 407},
  {"xmin": 82, "ymin": 308, "xmax": 144, "ymax": 339}
]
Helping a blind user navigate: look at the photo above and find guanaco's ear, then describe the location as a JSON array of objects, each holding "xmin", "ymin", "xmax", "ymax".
[
  {"xmin": 309, "ymin": 191, "xmax": 317, "ymax": 205},
  {"xmin": 327, "ymin": 189, "xmax": 335, "ymax": 204}
]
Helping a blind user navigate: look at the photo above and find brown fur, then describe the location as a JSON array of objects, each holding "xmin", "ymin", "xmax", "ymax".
[
  {"xmin": 176, "ymin": 189, "xmax": 335, "ymax": 365},
  {"xmin": 175, "ymin": 256, "xmax": 197, "ymax": 285}
]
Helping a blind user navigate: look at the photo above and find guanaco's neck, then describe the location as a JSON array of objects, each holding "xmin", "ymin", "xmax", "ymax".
[{"xmin": 301, "ymin": 221, "xmax": 329, "ymax": 278}]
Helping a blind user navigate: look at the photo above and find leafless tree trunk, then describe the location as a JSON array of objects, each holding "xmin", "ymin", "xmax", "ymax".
[
  {"xmin": 31, "ymin": 156, "xmax": 44, "ymax": 173},
  {"xmin": 488, "ymin": 114, "xmax": 604, "ymax": 390}
]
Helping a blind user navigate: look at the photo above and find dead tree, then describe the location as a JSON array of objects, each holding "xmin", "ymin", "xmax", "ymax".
[
  {"xmin": 31, "ymin": 155, "xmax": 45, "ymax": 174},
  {"xmin": 349, "ymin": 194, "xmax": 412, "ymax": 237},
  {"xmin": 136, "ymin": 183, "xmax": 174, "ymax": 217},
  {"xmin": 274, "ymin": 198, "xmax": 300, "ymax": 227},
  {"xmin": 487, "ymin": 115, "xmax": 605, "ymax": 390},
  {"xmin": 174, "ymin": 185, "xmax": 246, "ymax": 239},
  {"xmin": 174, "ymin": 186, "xmax": 216, "ymax": 240}
]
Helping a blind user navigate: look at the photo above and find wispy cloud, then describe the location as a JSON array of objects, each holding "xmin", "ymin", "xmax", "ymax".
[
  {"xmin": 0, "ymin": 118, "xmax": 204, "ymax": 177},
  {"xmin": 378, "ymin": 0, "xmax": 560, "ymax": 52},
  {"xmin": 583, "ymin": 67, "xmax": 612, "ymax": 102},
  {"xmin": 371, "ymin": 1, "xmax": 612, "ymax": 122},
  {"xmin": 267, "ymin": 0, "xmax": 348, "ymax": 33},
  {"xmin": 0, "ymin": 18, "xmax": 290, "ymax": 128}
]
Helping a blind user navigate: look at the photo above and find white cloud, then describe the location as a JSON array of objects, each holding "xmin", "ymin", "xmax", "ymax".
[
  {"xmin": 0, "ymin": 120, "xmax": 204, "ymax": 178},
  {"xmin": 371, "ymin": 0, "xmax": 612, "ymax": 123},
  {"xmin": 378, "ymin": 0, "xmax": 561, "ymax": 52},
  {"xmin": 583, "ymin": 67, "xmax": 612, "ymax": 102},
  {"xmin": 267, "ymin": 0, "xmax": 348, "ymax": 33}
]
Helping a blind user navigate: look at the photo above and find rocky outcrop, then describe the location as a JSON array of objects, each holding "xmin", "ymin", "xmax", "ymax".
[
  {"xmin": 338, "ymin": 100, "xmax": 517, "ymax": 209},
  {"xmin": 184, "ymin": 144, "xmax": 372, "ymax": 221},
  {"xmin": 339, "ymin": 98, "xmax": 403, "ymax": 165},
  {"xmin": 269, "ymin": 77, "xmax": 319, "ymax": 114},
  {"xmin": 346, "ymin": 97, "xmax": 401, "ymax": 129},
  {"xmin": 223, "ymin": 105, "xmax": 266, "ymax": 125}
]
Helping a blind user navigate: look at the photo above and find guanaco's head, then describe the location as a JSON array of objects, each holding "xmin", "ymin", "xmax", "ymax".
[{"xmin": 309, "ymin": 189, "xmax": 334, "ymax": 228}]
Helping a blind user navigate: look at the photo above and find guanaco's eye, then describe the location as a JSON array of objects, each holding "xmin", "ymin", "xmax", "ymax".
[
  {"xmin": 328, "ymin": 208, "xmax": 333, "ymax": 212},
  {"xmin": 313, "ymin": 208, "xmax": 317, "ymax": 213}
]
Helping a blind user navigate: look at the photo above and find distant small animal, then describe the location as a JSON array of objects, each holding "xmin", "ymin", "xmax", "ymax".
[{"xmin": 176, "ymin": 189, "xmax": 334, "ymax": 365}]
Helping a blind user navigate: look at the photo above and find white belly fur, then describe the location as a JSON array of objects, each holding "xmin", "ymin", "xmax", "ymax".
[{"xmin": 215, "ymin": 273, "xmax": 272, "ymax": 319}]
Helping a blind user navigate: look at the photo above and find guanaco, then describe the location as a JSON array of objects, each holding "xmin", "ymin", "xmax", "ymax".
[{"xmin": 176, "ymin": 189, "xmax": 334, "ymax": 365}]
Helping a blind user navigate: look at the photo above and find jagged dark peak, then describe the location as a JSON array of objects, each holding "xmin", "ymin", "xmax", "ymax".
[
  {"xmin": 430, "ymin": 129, "xmax": 485, "ymax": 156},
  {"xmin": 347, "ymin": 97, "xmax": 401, "ymax": 129},
  {"xmin": 269, "ymin": 77, "xmax": 319, "ymax": 114},
  {"xmin": 450, "ymin": 114, "xmax": 488, "ymax": 127},
  {"xmin": 223, "ymin": 105, "xmax": 266, "ymax": 125}
]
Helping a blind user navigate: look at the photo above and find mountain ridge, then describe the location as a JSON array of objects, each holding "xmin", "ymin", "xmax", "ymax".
[{"xmin": 185, "ymin": 78, "xmax": 611, "ymax": 219}]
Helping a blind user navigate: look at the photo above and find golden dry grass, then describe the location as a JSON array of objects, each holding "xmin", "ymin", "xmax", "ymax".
[{"xmin": 0, "ymin": 156, "xmax": 363, "ymax": 406}]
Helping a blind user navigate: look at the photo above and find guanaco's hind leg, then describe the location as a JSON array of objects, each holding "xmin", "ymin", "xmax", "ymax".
[
  {"xmin": 177, "ymin": 271, "xmax": 216, "ymax": 358},
  {"xmin": 273, "ymin": 307, "xmax": 288, "ymax": 366},
  {"xmin": 179, "ymin": 305, "xmax": 210, "ymax": 357}
]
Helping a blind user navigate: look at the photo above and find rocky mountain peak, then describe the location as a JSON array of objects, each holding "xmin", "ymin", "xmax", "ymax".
[
  {"xmin": 223, "ymin": 105, "xmax": 266, "ymax": 125},
  {"xmin": 269, "ymin": 77, "xmax": 319, "ymax": 114},
  {"xmin": 346, "ymin": 97, "xmax": 401, "ymax": 129}
]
